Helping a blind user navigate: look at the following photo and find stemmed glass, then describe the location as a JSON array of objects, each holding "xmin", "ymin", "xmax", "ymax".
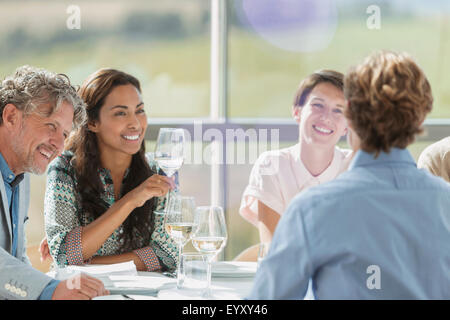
[
  {"xmin": 154, "ymin": 128, "xmax": 185, "ymax": 212},
  {"xmin": 191, "ymin": 206, "xmax": 228, "ymax": 297},
  {"xmin": 163, "ymin": 195, "xmax": 197, "ymax": 288}
]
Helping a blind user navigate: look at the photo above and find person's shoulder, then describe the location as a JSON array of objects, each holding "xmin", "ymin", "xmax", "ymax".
[
  {"xmin": 290, "ymin": 175, "xmax": 349, "ymax": 210},
  {"xmin": 51, "ymin": 150, "xmax": 73, "ymax": 166},
  {"xmin": 335, "ymin": 146, "xmax": 353, "ymax": 160},
  {"xmin": 336, "ymin": 145, "xmax": 352, "ymax": 154},
  {"xmin": 252, "ymin": 145, "xmax": 297, "ymax": 176},
  {"xmin": 419, "ymin": 136, "xmax": 450, "ymax": 162},
  {"xmin": 291, "ymin": 163, "xmax": 369, "ymax": 216},
  {"xmin": 334, "ymin": 146, "xmax": 354, "ymax": 170},
  {"xmin": 254, "ymin": 144, "xmax": 298, "ymax": 166},
  {"xmin": 417, "ymin": 166, "xmax": 450, "ymax": 189},
  {"xmin": 47, "ymin": 151, "xmax": 75, "ymax": 176}
]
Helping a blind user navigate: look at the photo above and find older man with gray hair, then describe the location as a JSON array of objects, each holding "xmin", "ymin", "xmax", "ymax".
[{"xmin": 0, "ymin": 65, "xmax": 108, "ymax": 300}]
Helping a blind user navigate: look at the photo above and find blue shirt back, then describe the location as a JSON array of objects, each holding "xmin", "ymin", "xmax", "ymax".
[{"xmin": 248, "ymin": 148, "xmax": 450, "ymax": 299}]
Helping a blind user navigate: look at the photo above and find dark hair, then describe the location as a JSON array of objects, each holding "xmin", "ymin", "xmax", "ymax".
[
  {"xmin": 292, "ymin": 70, "xmax": 344, "ymax": 107},
  {"xmin": 344, "ymin": 51, "xmax": 433, "ymax": 156},
  {"xmin": 65, "ymin": 68, "xmax": 155, "ymax": 251}
]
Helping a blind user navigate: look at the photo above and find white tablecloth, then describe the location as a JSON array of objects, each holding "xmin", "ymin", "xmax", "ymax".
[
  {"xmin": 49, "ymin": 261, "xmax": 314, "ymax": 300},
  {"xmin": 97, "ymin": 270, "xmax": 256, "ymax": 300}
]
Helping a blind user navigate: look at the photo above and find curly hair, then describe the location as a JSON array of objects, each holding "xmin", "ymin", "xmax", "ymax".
[
  {"xmin": 344, "ymin": 51, "xmax": 433, "ymax": 156},
  {"xmin": 65, "ymin": 68, "xmax": 156, "ymax": 252},
  {"xmin": 0, "ymin": 65, "xmax": 86, "ymax": 129},
  {"xmin": 292, "ymin": 69, "xmax": 344, "ymax": 107}
]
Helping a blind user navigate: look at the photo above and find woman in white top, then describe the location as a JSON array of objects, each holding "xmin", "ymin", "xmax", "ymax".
[{"xmin": 237, "ymin": 70, "xmax": 352, "ymax": 260}]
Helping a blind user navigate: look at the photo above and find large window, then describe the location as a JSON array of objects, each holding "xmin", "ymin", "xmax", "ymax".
[
  {"xmin": 0, "ymin": 0, "xmax": 211, "ymax": 118},
  {"xmin": 228, "ymin": 0, "xmax": 450, "ymax": 118}
]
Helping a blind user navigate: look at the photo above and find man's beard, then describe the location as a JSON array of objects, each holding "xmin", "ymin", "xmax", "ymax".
[{"xmin": 11, "ymin": 128, "xmax": 46, "ymax": 175}]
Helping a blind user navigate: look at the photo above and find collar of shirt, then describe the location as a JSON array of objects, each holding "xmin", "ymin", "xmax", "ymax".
[
  {"xmin": 98, "ymin": 167, "xmax": 130, "ymax": 183},
  {"xmin": 292, "ymin": 144, "xmax": 343, "ymax": 188},
  {"xmin": 0, "ymin": 152, "xmax": 23, "ymax": 258},
  {"xmin": 349, "ymin": 147, "xmax": 416, "ymax": 171},
  {"xmin": 98, "ymin": 167, "xmax": 131, "ymax": 204},
  {"xmin": 0, "ymin": 152, "xmax": 21, "ymax": 186}
]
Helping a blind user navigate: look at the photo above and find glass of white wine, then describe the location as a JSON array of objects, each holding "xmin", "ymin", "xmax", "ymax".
[
  {"xmin": 154, "ymin": 128, "xmax": 185, "ymax": 215},
  {"xmin": 164, "ymin": 195, "xmax": 197, "ymax": 287},
  {"xmin": 154, "ymin": 128, "xmax": 185, "ymax": 178},
  {"xmin": 191, "ymin": 206, "xmax": 228, "ymax": 297}
]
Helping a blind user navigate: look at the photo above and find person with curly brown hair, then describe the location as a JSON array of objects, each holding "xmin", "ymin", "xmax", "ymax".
[{"xmin": 248, "ymin": 51, "xmax": 450, "ymax": 299}]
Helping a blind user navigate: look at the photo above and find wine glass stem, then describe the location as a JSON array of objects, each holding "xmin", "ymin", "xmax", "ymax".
[
  {"xmin": 205, "ymin": 255, "xmax": 214, "ymax": 297},
  {"xmin": 178, "ymin": 244, "xmax": 183, "ymax": 273},
  {"xmin": 165, "ymin": 191, "xmax": 171, "ymax": 215},
  {"xmin": 176, "ymin": 243, "xmax": 183, "ymax": 288}
]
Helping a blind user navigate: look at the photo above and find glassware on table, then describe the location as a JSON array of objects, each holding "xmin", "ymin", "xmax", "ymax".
[
  {"xmin": 154, "ymin": 127, "xmax": 185, "ymax": 220},
  {"xmin": 163, "ymin": 195, "xmax": 197, "ymax": 287},
  {"xmin": 178, "ymin": 253, "xmax": 208, "ymax": 293},
  {"xmin": 191, "ymin": 206, "xmax": 228, "ymax": 298},
  {"xmin": 154, "ymin": 128, "xmax": 185, "ymax": 179}
]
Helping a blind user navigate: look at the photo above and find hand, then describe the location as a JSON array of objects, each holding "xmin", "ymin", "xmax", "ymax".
[
  {"xmin": 52, "ymin": 273, "xmax": 109, "ymax": 300},
  {"xmin": 125, "ymin": 174, "xmax": 175, "ymax": 208},
  {"xmin": 38, "ymin": 237, "xmax": 52, "ymax": 263}
]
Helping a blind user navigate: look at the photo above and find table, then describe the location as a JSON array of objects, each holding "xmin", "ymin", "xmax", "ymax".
[
  {"xmin": 49, "ymin": 261, "xmax": 257, "ymax": 300},
  {"xmin": 50, "ymin": 261, "xmax": 314, "ymax": 300},
  {"xmin": 140, "ymin": 271, "xmax": 255, "ymax": 300},
  {"xmin": 90, "ymin": 272, "xmax": 255, "ymax": 300}
]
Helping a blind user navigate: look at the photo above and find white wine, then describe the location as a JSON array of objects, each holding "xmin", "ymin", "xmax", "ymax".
[
  {"xmin": 191, "ymin": 236, "xmax": 226, "ymax": 254},
  {"xmin": 155, "ymin": 157, "xmax": 183, "ymax": 177},
  {"xmin": 165, "ymin": 222, "xmax": 196, "ymax": 244}
]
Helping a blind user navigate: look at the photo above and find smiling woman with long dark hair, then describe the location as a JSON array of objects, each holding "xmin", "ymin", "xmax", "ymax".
[{"xmin": 43, "ymin": 69, "xmax": 179, "ymax": 271}]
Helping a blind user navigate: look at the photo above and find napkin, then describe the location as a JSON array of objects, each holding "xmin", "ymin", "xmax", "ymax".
[{"xmin": 55, "ymin": 261, "xmax": 138, "ymax": 280}]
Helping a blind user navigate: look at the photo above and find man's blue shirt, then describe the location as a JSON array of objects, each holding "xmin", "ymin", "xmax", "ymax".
[
  {"xmin": 0, "ymin": 152, "xmax": 20, "ymax": 257},
  {"xmin": 248, "ymin": 148, "xmax": 450, "ymax": 299},
  {"xmin": 0, "ymin": 152, "xmax": 59, "ymax": 300}
]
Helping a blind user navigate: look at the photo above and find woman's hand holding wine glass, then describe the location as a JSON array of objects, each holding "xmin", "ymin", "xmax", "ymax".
[
  {"xmin": 124, "ymin": 174, "xmax": 175, "ymax": 208},
  {"xmin": 154, "ymin": 128, "xmax": 185, "ymax": 178}
]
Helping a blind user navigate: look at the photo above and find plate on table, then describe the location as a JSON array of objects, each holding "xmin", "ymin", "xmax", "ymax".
[
  {"xmin": 106, "ymin": 287, "xmax": 159, "ymax": 296},
  {"xmin": 212, "ymin": 261, "xmax": 257, "ymax": 278},
  {"xmin": 93, "ymin": 294, "xmax": 158, "ymax": 300}
]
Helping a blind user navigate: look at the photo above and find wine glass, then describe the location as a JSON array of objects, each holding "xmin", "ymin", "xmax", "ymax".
[
  {"xmin": 191, "ymin": 206, "xmax": 228, "ymax": 297},
  {"xmin": 154, "ymin": 128, "xmax": 185, "ymax": 214},
  {"xmin": 154, "ymin": 128, "xmax": 185, "ymax": 178},
  {"xmin": 163, "ymin": 195, "xmax": 197, "ymax": 287}
]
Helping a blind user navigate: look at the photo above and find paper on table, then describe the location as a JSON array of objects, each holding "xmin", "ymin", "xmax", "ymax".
[
  {"xmin": 105, "ymin": 275, "xmax": 176, "ymax": 296},
  {"xmin": 55, "ymin": 261, "xmax": 138, "ymax": 280},
  {"xmin": 109, "ymin": 275, "xmax": 176, "ymax": 289}
]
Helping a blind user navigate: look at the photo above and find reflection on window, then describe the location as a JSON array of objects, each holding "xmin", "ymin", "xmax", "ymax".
[
  {"xmin": 0, "ymin": 0, "xmax": 211, "ymax": 118},
  {"xmin": 228, "ymin": 0, "xmax": 450, "ymax": 118}
]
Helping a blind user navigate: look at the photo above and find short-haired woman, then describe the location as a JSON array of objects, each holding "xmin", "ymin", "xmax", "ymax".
[{"xmin": 238, "ymin": 70, "xmax": 352, "ymax": 259}]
